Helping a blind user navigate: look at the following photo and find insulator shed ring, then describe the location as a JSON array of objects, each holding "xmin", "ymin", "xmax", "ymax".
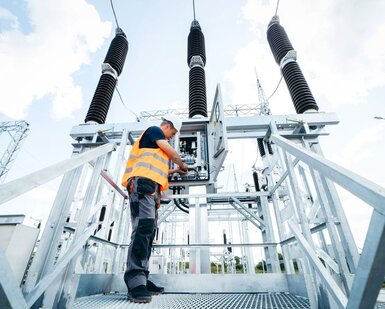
[
  {"xmin": 189, "ymin": 65, "xmax": 207, "ymax": 118},
  {"xmin": 85, "ymin": 74, "xmax": 117, "ymax": 124}
]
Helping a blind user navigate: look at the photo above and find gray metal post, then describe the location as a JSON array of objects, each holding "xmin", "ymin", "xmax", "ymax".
[
  {"xmin": 264, "ymin": 141, "xmax": 297, "ymax": 274},
  {"xmin": 47, "ymin": 155, "xmax": 106, "ymax": 309},
  {"xmin": 347, "ymin": 210, "xmax": 385, "ymax": 309},
  {"xmin": 301, "ymin": 138, "xmax": 351, "ymax": 295},
  {"xmin": 189, "ymin": 187, "xmax": 210, "ymax": 274},
  {"xmin": 266, "ymin": 158, "xmax": 295, "ymax": 274},
  {"xmin": 241, "ymin": 220, "xmax": 255, "ymax": 274},
  {"xmin": 92, "ymin": 153, "xmax": 114, "ymax": 273},
  {"xmin": 118, "ymin": 199, "xmax": 131, "ymax": 274},
  {"xmin": 269, "ymin": 123, "xmax": 319, "ymax": 308},
  {"xmin": 259, "ymin": 141, "xmax": 282, "ymax": 273},
  {"xmin": 112, "ymin": 198, "xmax": 129, "ymax": 274},
  {"xmin": 23, "ymin": 162, "xmax": 84, "ymax": 294},
  {"xmin": 281, "ymin": 149, "xmax": 320, "ymax": 308},
  {"xmin": 311, "ymin": 142, "xmax": 359, "ymax": 272},
  {"xmin": 101, "ymin": 130, "xmax": 129, "ymax": 238},
  {"xmin": 96, "ymin": 129, "xmax": 129, "ymax": 273}
]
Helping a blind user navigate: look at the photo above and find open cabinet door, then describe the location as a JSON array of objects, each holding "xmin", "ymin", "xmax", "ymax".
[{"xmin": 207, "ymin": 84, "xmax": 228, "ymax": 183}]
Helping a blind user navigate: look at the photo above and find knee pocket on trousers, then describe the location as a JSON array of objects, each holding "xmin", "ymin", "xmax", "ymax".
[{"xmin": 132, "ymin": 218, "xmax": 155, "ymax": 260}]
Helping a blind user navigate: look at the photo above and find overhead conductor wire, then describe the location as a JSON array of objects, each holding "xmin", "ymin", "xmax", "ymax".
[
  {"xmin": 275, "ymin": 0, "xmax": 280, "ymax": 16},
  {"xmin": 116, "ymin": 86, "xmax": 140, "ymax": 122},
  {"xmin": 110, "ymin": 0, "xmax": 120, "ymax": 28},
  {"xmin": 267, "ymin": 76, "xmax": 283, "ymax": 101},
  {"xmin": 192, "ymin": 0, "xmax": 196, "ymax": 20},
  {"xmin": 109, "ymin": 1, "xmax": 139, "ymax": 122}
]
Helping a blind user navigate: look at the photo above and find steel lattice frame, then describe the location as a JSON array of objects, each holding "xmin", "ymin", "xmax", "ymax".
[
  {"xmin": 0, "ymin": 121, "xmax": 29, "ymax": 183},
  {"xmin": 1, "ymin": 113, "xmax": 385, "ymax": 309},
  {"xmin": 139, "ymin": 104, "xmax": 261, "ymax": 121}
]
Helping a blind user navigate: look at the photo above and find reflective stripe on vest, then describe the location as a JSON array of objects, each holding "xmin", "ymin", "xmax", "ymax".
[
  {"xmin": 125, "ymin": 162, "xmax": 168, "ymax": 179},
  {"xmin": 121, "ymin": 131, "xmax": 170, "ymax": 191},
  {"xmin": 128, "ymin": 152, "xmax": 168, "ymax": 165}
]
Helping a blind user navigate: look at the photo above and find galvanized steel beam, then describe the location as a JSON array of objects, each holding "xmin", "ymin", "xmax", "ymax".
[
  {"xmin": 270, "ymin": 134, "xmax": 385, "ymax": 216},
  {"xmin": 0, "ymin": 143, "xmax": 115, "ymax": 205}
]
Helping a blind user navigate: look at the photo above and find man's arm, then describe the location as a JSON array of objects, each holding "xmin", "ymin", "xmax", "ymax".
[
  {"xmin": 156, "ymin": 139, "xmax": 188, "ymax": 171},
  {"xmin": 169, "ymin": 167, "xmax": 187, "ymax": 174}
]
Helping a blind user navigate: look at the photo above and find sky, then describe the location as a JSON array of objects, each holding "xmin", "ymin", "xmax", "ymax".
[{"xmin": 1, "ymin": 0, "xmax": 385, "ymax": 250}]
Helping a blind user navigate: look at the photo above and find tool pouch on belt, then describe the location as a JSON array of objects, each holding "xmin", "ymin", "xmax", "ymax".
[{"xmin": 137, "ymin": 178, "xmax": 156, "ymax": 195}]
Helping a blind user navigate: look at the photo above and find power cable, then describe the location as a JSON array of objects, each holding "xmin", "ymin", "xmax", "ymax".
[
  {"xmin": 275, "ymin": 0, "xmax": 280, "ymax": 16},
  {"xmin": 110, "ymin": 0, "xmax": 120, "ymax": 29},
  {"xmin": 192, "ymin": 0, "xmax": 196, "ymax": 20},
  {"xmin": 252, "ymin": 147, "xmax": 259, "ymax": 169},
  {"xmin": 233, "ymin": 164, "xmax": 239, "ymax": 192},
  {"xmin": 116, "ymin": 86, "xmax": 140, "ymax": 122},
  {"xmin": 267, "ymin": 76, "xmax": 283, "ymax": 101}
]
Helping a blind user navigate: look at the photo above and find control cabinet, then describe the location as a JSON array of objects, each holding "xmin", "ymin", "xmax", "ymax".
[
  {"xmin": 169, "ymin": 85, "xmax": 228, "ymax": 187},
  {"xmin": 169, "ymin": 123, "xmax": 209, "ymax": 183}
]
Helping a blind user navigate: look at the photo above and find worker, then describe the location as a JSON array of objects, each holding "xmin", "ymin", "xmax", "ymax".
[{"xmin": 121, "ymin": 113, "xmax": 188, "ymax": 303}]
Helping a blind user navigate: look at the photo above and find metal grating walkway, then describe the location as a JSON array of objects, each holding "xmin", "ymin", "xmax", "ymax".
[{"xmin": 74, "ymin": 293, "xmax": 310, "ymax": 308}]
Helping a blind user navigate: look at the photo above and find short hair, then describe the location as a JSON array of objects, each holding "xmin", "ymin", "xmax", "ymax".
[{"xmin": 160, "ymin": 120, "xmax": 175, "ymax": 129}]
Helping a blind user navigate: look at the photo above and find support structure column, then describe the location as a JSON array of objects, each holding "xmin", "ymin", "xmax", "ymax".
[{"xmin": 188, "ymin": 186, "xmax": 210, "ymax": 274}]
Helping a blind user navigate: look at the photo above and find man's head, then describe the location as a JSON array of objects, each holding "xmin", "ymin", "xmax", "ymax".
[{"xmin": 160, "ymin": 113, "xmax": 182, "ymax": 139}]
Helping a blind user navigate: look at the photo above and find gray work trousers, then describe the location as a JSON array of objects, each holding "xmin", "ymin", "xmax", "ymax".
[{"xmin": 124, "ymin": 177, "xmax": 159, "ymax": 289}]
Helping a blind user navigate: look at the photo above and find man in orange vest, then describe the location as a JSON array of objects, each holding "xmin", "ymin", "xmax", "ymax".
[{"xmin": 122, "ymin": 114, "xmax": 188, "ymax": 303}]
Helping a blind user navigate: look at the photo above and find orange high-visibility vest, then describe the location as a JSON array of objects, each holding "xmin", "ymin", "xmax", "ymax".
[{"xmin": 121, "ymin": 131, "xmax": 170, "ymax": 191}]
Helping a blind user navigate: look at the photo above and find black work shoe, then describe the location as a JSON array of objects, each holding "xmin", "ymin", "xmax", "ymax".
[
  {"xmin": 127, "ymin": 285, "xmax": 152, "ymax": 303},
  {"xmin": 147, "ymin": 280, "xmax": 164, "ymax": 295}
]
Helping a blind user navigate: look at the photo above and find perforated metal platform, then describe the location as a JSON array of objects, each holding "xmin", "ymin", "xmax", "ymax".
[{"xmin": 73, "ymin": 293, "xmax": 310, "ymax": 308}]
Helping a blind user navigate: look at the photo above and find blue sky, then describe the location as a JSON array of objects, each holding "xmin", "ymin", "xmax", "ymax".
[{"xmin": 1, "ymin": 0, "xmax": 385, "ymax": 248}]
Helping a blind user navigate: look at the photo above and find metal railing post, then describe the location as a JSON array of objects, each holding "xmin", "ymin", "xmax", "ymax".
[
  {"xmin": 311, "ymin": 143, "xmax": 359, "ymax": 272},
  {"xmin": 23, "ymin": 163, "xmax": 84, "ymax": 294},
  {"xmin": 347, "ymin": 210, "xmax": 385, "ymax": 309},
  {"xmin": 46, "ymin": 154, "xmax": 107, "ymax": 309}
]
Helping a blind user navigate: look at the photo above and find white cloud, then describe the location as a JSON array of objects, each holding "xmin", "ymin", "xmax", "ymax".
[
  {"xmin": 0, "ymin": 0, "xmax": 111, "ymax": 119},
  {"xmin": 51, "ymin": 79, "xmax": 82, "ymax": 119},
  {"xmin": 170, "ymin": 100, "xmax": 185, "ymax": 110}
]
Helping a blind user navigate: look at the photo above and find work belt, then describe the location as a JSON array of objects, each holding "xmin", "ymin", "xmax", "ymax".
[{"xmin": 127, "ymin": 177, "xmax": 161, "ymax": 208}]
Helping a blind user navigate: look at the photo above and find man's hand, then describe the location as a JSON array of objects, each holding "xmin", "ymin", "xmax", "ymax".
[
  {"xmin": 169, "ymin": 165, "xmax": 188, "ymax": 175},
  {"xmin": 180, "ymin": 163, "xmax": 188, "ymax": 172}
]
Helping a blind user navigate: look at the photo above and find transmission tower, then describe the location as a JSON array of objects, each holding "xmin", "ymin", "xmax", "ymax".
[
  {"xmin": 0, "ymin": 121, "xmax": 29, "ymax": 183},
  {"xmin": 255, "ymin": 71, "xmax": 271, "ymax": 116}
]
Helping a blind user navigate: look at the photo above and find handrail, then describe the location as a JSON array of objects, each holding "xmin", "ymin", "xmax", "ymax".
[
  {"xmin": 270, "ymin": 130, "xmax": 385, "ymax": 309},
  {"xmin": 271, "ymin": 134, "xmax": 385, "ymax": 216},
  {"xmin": 0, "ymin": 143, "xmax": 115, "ymax": 205},
  {"xmin": 125, "ymin": 242, "xmax": 278, "ymax": 248},
  {"xmin": 65, "ymin": 226, "xmax": 279, "ymax": 249},
  {"xmin": 89, "ymin": 159, "xmax": 128, "ymax": 199}
]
